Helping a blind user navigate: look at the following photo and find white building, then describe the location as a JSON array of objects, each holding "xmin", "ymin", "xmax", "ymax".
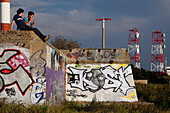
[{"xmin": 167, "ymin": 66, "xmax": 170, "ymax": 76}]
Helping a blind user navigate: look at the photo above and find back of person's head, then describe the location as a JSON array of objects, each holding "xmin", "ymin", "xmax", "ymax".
[
  {"xmin": 17, "ymin": 8, "xmax": 24, "ymax": 14},
  {"xmin": 28, "ymin": 11, "xmax": 34, "ymax": 16}
]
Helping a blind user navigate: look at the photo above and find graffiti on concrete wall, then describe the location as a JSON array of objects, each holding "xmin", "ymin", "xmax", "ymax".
[
  {"xmin": 30, "ymin": 50, "xmax": 46, "ymax": 104},
  {"xmin": 66, "ymin": 89, "xmax": 87, "ymax": 98},
  {"xmin": 66, "ymin": 64, "xmax": 138, "ymax": 102},
  {"xmin": 0, "ymin": 49, "xmax": 34, "ymax": 96},
  {"xmin": 46, "ymin": 67, "xmax": 64, "ymax": 106},
  {"xmin": 5, "ymin": 87, "xmax": 16, "ymax": 97},
  {"xmin": 66, "ymin": 49, "xmax": 128, "ymax": 62},
  {"xmin": 8, "ymin": 52, "xmax": 29, "ymax": 71},
  {"xmin": 67, "ymin": 64, "xmax": 134, "ymax": 96},
  {"xmin": 47, "ymin": 47, "xmax": 65, "ymax": 71}
]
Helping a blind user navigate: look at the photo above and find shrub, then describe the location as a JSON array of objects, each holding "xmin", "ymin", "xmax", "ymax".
[{"xmin": 136, "ymin": 83, "xmax": 170, "ymax": 110}]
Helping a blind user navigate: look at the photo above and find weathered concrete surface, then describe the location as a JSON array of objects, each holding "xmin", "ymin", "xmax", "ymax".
[
  {"xmin": 60, "ymin": 48, "xmax": 130, "ymax": 64},
  {"xmin": 62, "ymin": 48, "xmax": 137, "ymax": 102},
  {"xmin": 0, "ymin": 30, "xmax": 137, "ymax": 104},
  {"xmin": 66, "ymin": 63, "xmax": 138, "ymax": 102},
  {"xmin": 0, "ymin": 30, "xmax": 66, "ymax": 105},
  {"xmin": 0, "ymin": 30, "xmax": 39, "ymax": 44},
  {"xmin": 135, "ymin": 80, "xmax": 148, "ymax": 84}
]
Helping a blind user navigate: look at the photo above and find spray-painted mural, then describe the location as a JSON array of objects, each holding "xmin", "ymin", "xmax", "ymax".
[
  {"xmin": 65, "ymin": 49, "xmax": 128, "ymax": 62},
  {"xmin": 46, "ymin": 46, "xmax": 65, "ymax": 106},
  {"xmin": 0, "ymin": 44, "xmax": 48, "ymax": 104},
  {"xmin": 46, "ymin": 67, "xmax": 64, "ymax": 106},
  {"xmin": 30, "ymin": 49, "xmax": 46, "ymax": 104},
  {"xmin": 66, "ymin": 64, "xmax": 138, "ymax": 102},
  {"xmin": 46, "ymin": 47, "xmax": 65, "ymax": 71},
  {"xmin": 0, "ymin": 44, "xmax": 33, "ymax": 103}
]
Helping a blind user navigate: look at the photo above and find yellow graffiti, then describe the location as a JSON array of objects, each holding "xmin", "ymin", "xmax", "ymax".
[
  {"xmin": 110, "ymin": 64, "xmax": 128, "ymax": 69},
  {"xmin": 121, "ymin": 92, "xmax": 137, "ymax": 99}
]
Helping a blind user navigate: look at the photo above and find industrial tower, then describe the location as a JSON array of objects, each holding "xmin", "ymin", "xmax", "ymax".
[
  {"xmin": 128, "ymin": 28, "xmax": 140, "ymax": 68},
  {"xmin": 1, "ymin": 0, "xmax": 10, "ymax": 30},
  {"xmin": 151, "ymin": 30, "xmax": 166, "ymax": 73},
  {"xmin": 96, "ymin": 17, "xmax": 111, "ymax": 49}
]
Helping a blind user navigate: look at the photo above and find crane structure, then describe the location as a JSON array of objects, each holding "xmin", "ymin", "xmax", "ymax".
[
  {"xmin": 96, "ymin": 17, "xmax": 111, "ymax": 49},
  {"xmin": 128, "ymin": 28, "xmax": 141, "ymax": 68},
  {"xmin": 151, "ymin": 30, "xmax": 166, "ymax": 73}
]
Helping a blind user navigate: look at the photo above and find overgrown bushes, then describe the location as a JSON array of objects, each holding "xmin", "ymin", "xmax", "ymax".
[
  {"xmin": 131, "ymin": 65, "xmax": 169, "ymax": 84},
  {"xmin": 136, "ymin": 83, "xmax": 170, "ymax": 110}
]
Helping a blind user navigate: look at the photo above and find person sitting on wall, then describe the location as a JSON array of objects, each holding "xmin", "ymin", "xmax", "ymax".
[
  {"xmin": 23, "ymin": 11, "xmax": 35, "ymax": 27},
  {"xmin": 9, "ymin": 8, "xmax": 51, "ymax": 42}
]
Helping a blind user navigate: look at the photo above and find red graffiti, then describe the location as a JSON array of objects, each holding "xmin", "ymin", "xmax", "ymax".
[
  {"xmin": 8, "ymin": 52, "xmax": 29, "ymax": 72},
  {"xmin": 1, "ymin": 69, "xmax": 12, "ymax": 74},
  {"xmin": 0, "ymin": 49, "xmax": 34, "ymax": 96}
]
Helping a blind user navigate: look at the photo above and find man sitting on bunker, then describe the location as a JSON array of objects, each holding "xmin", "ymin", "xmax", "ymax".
[{"xmin": 9, "ymin": 8, "xmax": 51, "ymax": 42}]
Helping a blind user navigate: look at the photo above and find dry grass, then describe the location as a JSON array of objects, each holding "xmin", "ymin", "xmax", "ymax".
[{"xmin": 0, "ymin": 83, "xmax": 169, "ymax": 113}]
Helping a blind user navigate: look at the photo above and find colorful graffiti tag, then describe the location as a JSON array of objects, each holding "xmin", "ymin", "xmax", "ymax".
[
  {"xmin": 67, "ymin": 64, "xmax": 134, "ymax": 95},
  {"xmin": 66, "ymin": 49, "xmax": 128, "ymax": 62},
  {"xmin": 30, "ymin": 50, "xmax": 46, "ymax": 104},
  {"xmin": 0, "ymin": 49, "xmax": 34, "ymax": 96},
  {"xmin": 46, "ymin": 67, "xmax": 65, "ymax": 106},
  {"xmin": 66, "ymin": 64, "xmax": 138, "ymax": 102}
]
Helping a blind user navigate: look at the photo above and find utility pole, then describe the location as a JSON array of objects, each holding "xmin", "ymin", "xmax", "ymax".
[{"xmin": 96, "ymin": 17, "xmax": 111, "ymax": 49}]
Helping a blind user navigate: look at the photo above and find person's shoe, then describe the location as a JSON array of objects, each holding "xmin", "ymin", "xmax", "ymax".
[{"xmin": 44, "ymin": 35, "xmax": 51, "ymax": 42}]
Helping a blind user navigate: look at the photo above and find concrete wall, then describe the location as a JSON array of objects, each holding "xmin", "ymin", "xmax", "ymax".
[
  {"xmin": 0, "ymin": 31, "xmax": 65, "ymax": 105},
  {"xmin": 60, "ymin": 48, "xmax": 130, "ymax": 64},
  {"xmin": 66, "ymin": 63, "xmax": 138, "ymax": 102},
  {"xmin": 0, "ymin": 31, "xmax": 138, "ymax": 104},
  {"xmin": 62, "ymin": 48, "xmax": 138, "ymax": 102},
  {"xmin": 0, "ymin": 43, "xmax": 32, "ymax": 104},
  {"xmin": 46, "ymin": 45, "xmax": 65, "ymax": 106},
  {"xmin": 135, "ymin": 80, "xmax": 148, "ymax": 84}
]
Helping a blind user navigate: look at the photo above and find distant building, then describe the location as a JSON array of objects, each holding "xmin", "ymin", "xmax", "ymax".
[{"xmin": 167, "ymin": 66, "xmax": 170, "ymax": 76}]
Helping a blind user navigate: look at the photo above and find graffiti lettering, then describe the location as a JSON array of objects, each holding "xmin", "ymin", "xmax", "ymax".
[
  {"xmin": 67, "ymin": 65, "xmax": 134, "ymax": 95},
  {"xmin": 66, "ymin": 89, "xmax": 87, "ymax": 98},
  {"xmin": 30, "ymin": 82, "xmax": 46, "ymax": 104},
  {"xmin": 30, "ymin": 50, "xmax": 46, "ymax": 77},
  {"xmin": 66, "ymin": 51, "xmax": 85, "ymax": 59},
  {"xmin": 65, "ymin": 49, "xmax": 124, "ymax": 62},
  {"xmin": 0, "ymin": 49, "xmax": 34, "ymax": 95},
  {"xmin": 104, "ymin": 51, "xmax": 115, "ymax": 59},
  {"xmin": 8, "ymin": 52, "xmax": 29, "ymax": 71},
  {"xmin": 5, "ymin": 87, "xmax": 16, "ymax": 97},
  {"xmin": 30, "ymin": 50, "xmax": 46, "ymax": 104}
]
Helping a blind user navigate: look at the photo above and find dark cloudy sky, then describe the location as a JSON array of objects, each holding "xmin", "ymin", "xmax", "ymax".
[{"xmin": 10, "ymin": 0, "xmax": 170, "ymax": 70}]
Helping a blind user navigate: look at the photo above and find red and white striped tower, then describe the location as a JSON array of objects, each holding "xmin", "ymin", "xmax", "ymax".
[
  {"xmin": 1, "ymin": 0, "xmax": 10, "ymax": 30},
  {"xmin": 96, "ymin": 17, "xmax": 111, "ymax": 49},
  {"xmin": 151, "ymin": 30, "xmax": 166, "ymax": 73},
  {"xmin": 128, "ymin": 28, "xmax": 140, "ymax": 68}
]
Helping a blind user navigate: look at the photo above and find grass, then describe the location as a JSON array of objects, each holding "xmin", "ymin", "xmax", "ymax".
[{"xmin": 0, "ymin": 83, "xmax": 169, "ymax": 113}]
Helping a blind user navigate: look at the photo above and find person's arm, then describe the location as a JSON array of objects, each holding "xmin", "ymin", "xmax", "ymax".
[
  {"xmin": 9, "ymin": 20, "xmax": 15, "ymax": 32},
  {"xmin": 30, "ymin": 20, "xmax": 35, "ymax": 27},
  {"xmin": 24, "ymin": 17, "xmax": 32, "ymax": 26}
]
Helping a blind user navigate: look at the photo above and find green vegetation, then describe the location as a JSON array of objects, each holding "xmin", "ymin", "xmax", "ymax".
[
  {"xmin": 0, "ymin": 84, "xmax": 169, "ymax": 113},
  {"xmin": 50, "ymin": 36, "xmax": 81, "ymax": 49},
  {"xmin": 131, "ymin": 65, "xmax": 169, "ymax": 84},
  {"xmin": 136, "ymin": 84, "xmax": 170, "ymax": 110}
]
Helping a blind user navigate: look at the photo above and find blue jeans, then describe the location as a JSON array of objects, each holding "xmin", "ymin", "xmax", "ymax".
[{"xmin": 20, "ymin": 25, "xmax": 46, "ymax": 42}]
